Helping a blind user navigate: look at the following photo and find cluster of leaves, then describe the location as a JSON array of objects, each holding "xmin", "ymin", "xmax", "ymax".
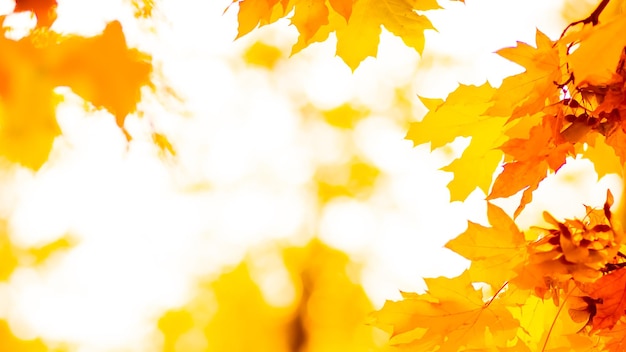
[
  {"xmin": 232, "ymin": 0, "xmax": 626, "ymax": 350},
  {"xmin": 376, "ymin": 1, "xmax": 626, "ymax": 348},
  {"xmin": 408, "ymin": 2, "xmax": 626, "ymax": 217},
  {"xmin": 228, "ymin": 0, "xmax": 461, "ymax": 70},
  {"xmin": 373, "ymin": 192, "xmax": 626, "ymax": 350},
  {"xmin": 0, "ymin": 0, "xmax": 153, "ymax": 169}
]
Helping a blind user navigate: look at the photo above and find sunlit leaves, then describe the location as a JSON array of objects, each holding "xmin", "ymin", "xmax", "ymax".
[
  {"xmin": 486, "ymin": 29, "xmax": 563, "ymax": 121},
  {"xmin": 567, "ymin": 14, "xmax": 626, "ymax": 85},
  {"xmin": 375, "ymin": 192, "xmax": 626, "ymax": 351},
  {"xmin": 231, "ymin": 0, "xmax": 436, "ymax": 70},
  {"xmin": 581, "ymin": 268, "xmax": 626, "ymax": 330},
  {"xmin": 406, "ymin": 83, "xmax": 506, "ymax": 201},
  {"xmin": 488, "ymin": 118, "xmax": 574, "ymax": 217},
  {"xmin": 335, "ymin": 0, "xmax": 434, "ymax": 70},
  {"xmin": 445, "ymin": 203, "xmax": 526, "ymax": 289},
  {"xmin": 372, "ymin": 271, "xmax": 520, "ymax": 351}
]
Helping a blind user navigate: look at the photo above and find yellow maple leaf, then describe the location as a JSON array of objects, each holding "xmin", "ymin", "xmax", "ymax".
[
  {"xmin": 486, "ymin": 29, "xmax": 563, "ymax": 120},
  {"xmin": 335, "ymin": 0, "xmax": 434, "ymax": 70},
  {"xmin": 406, "ymin": 83, "xmax": 506, "ymax": 200},
  {"xmin": 233, "ymin": 0, "xmax": 286, "ymax": 39},
  {"xmin": 445, "ymin": 203, "xmax": 526, "ymax": 289}
]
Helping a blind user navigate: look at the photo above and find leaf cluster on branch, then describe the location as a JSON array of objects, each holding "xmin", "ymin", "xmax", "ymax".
[{"xmin": 232, "ymin": 0, "xmax": 626, "ymax": 349}]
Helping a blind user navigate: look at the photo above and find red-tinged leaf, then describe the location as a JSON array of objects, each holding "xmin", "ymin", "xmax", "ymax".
[
  {"xmin": 14, "ymin": 0, "xmax": 57, "ymax": 27},
  {"xmin": 489, "ymin": 118, "xmax": 573, "ymax": 216},
  {"xmin": 598, "ymin": 318, "xmax": 626, "ymax": 352},
  {"xmin": 488, "ymin": 159, "xmax": 548, "ymax": 202},
  {"xmin": 581, "ymin": 267, "xmax": 626, "ymax": 330}
]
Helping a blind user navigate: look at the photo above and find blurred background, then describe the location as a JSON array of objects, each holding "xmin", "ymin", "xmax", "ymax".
[{"xmin": 0, "ymin": 0, "xmax": 619, "ymax": 351}]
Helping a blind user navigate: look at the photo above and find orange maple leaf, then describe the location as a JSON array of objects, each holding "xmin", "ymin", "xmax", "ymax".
[
  {"xmin": 328, "ymin": 0, "xmax": 352, "ymax": 21},
  {"xmin": 488, "ymin": 117, "xmax": 573, "ymax": 217},
  {"xmin": 486, "ymin": 29, "xmax": 563, "ymax": 121},
  {"xmin": 371, "ymin": 271, "xmax": 521, "ymax": 351},
  {"xmin": 290, "ymin": 0, "xmax": 329, "ymax": 44},
  {"xmin": 48, "ymin": 21, "xmax": 152, "ymax": 137},
  {"xmin": 597, "ymin": 317, "xmax": 626, "ymax": 351},
  {"xmin": 581, "ymin": 267, "xmax": 626, "ymax": 330}
]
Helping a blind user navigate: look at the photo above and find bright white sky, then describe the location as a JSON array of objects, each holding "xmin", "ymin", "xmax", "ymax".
[{"xmin": 0, "ymin": 0, "xmax": 620, "ymax": 350}]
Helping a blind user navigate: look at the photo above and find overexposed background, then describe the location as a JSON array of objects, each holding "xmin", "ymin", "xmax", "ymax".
[{"xmin": 0, "ymin": 0, "xmax": 619, "ymax": 350}]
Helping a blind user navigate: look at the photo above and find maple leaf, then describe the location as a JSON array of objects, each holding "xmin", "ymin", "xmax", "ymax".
[
  {"xmin": 290, "ymin": 0, "xmax": 329, "ymax": 44},
  {"xmin": 488, "ymin": 117, "xmax": 574, "ymax": 217},
  {"xmin": 486, "ymin": 29, "xmax": 563, "ymax": 121},
  {"xmin": 233, "ymin": 0, "xmax": 286, "ymax": 39},
  {"xmin": 13, "ymin": 0, "xmax": 57, "ymax": 27},
  {"xmin": 566, "ymin": 14, "xmax": 626, "ymax": 85},
  {"xmin": 232, "ymin": 0, "xmax": 436, "ymax": 70},
  {"xmin": 0, "ymin": 20, "xmax": 152, "ymax": 169},
  {"xmin": 580, "ymin": 267, "xmax": 626, "ymax": 330},
  {"xmin": 406, "ymin": 83, "xmax": 507, "ymax": 201},
  {"xmin": 48, "ymin": 21, "xmax": 152, "ymax": 137},
  {"xmin": 328, "ymin": 0, "xmax": 352, "ymax": 21},
  {"xmin": 371, "ymin": 271, "xmax": 521, "ymax": 351},
  {"xmin": 514, "ymin": 289, "xmax": 594, "ymax": 351},
  {"xmin": 445, "ymin": 203, "xmax": 526, "ymax": 289},
  {"xmin": 335, "ymin": 0, "xmax": 435, "ymax": 70},
  {"xmin": 597, "ymin": 317, "xmax": 626, "ymax": 352}
]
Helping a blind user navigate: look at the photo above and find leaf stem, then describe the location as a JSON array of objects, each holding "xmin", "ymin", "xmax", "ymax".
[
  {"xmin": 560, "ymin": 0, "xmax": 611, "ymax": 39},
  {"xmin": 541, "ymin": 286, "xmax": 574, "ymax": 352}
]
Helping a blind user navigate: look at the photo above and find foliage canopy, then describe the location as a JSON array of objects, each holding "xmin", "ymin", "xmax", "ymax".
[{"xmin": 233, "ymin": 0, "xmax": 626, "ymax": 350}]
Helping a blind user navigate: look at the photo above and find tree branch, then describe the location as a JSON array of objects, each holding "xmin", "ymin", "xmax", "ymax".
[{"xmin": 560, "ymin": 0, "xmax": 611, "ymax": 39}]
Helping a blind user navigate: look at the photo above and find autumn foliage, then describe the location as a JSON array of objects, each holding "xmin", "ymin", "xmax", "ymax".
[
  {"xmin": 8, "ymin": 0, "xmax": 626, "ymax": 350},
  {"xmin": 0, "ymin": 0, "xmax": 152, "ymax": 169},
  {"xmin": 233, "ymin": 0, "xmax": 626, "ymax": 350}
]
